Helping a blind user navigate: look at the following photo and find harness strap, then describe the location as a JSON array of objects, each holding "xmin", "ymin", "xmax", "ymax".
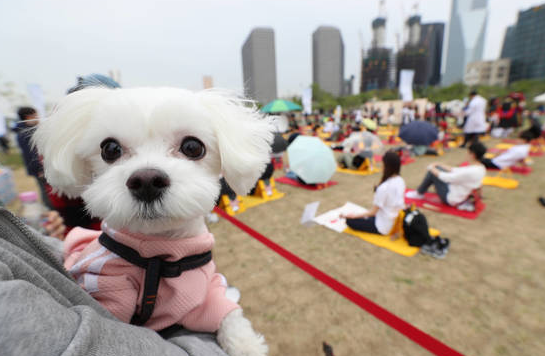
[{"xmin": 98, "ymin": 233, "xmax": 212, "ymax": 325}]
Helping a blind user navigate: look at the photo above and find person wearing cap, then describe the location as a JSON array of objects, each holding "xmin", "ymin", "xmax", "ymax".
[{"xmin": 461, "ymin": 90, "xmax": 487, "ymax": 148}]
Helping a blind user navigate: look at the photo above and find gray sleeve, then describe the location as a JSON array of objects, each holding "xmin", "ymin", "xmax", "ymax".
[{"xmin": 0, "ymin": 261, "xmax": 227, "ymax": 356}]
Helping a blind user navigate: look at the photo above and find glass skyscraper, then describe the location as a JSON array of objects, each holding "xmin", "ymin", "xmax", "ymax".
[
  {"xmin": 501, "ymin": 5, "xmax": 545, "ymax": 82},
  {"xmin": 442, "ymin": 0, "xmax": 489, "ymax": 86}
]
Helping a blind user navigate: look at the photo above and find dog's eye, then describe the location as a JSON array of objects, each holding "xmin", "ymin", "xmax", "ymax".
[
  {"xmin": 180, "ymin": 137, "xmax": 205, "ymax": 160},
  {"xmin": 100, "ymin": 138, "xmax": 123, "ymax": 163}
]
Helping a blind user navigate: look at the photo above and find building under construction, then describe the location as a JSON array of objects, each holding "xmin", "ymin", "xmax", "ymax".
[
  {"xmin": 360, "ymin": 17, "xmax": 393, "ymax": 92},
  {"xmin": 396, "ymin": 15, "xmax": 444, "ymax": 87}
]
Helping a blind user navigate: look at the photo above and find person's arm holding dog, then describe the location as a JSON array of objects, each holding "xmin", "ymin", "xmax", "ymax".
[{"xmin": 0, "ymin": 208, "xmax": 229, "ymax": 356}]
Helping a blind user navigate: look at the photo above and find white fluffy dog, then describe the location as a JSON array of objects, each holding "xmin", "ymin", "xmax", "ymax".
[{"xmin": 33, "ymin": 87, "xmax": 273, "ymax": 356}]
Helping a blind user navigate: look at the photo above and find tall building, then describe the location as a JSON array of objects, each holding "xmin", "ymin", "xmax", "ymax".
[
  {"xmin": 420, "ymin": 23, "xmax": 445, "ymax": 86},
  {"xmin": 312, "ymin": 26, "xmax": 344, "ymax": 96},
  {"xmin": 464, "ymin": 59, "xmax": 510, "ymax": 87},
  {"xmin": 500, "ymin": 5, "xmax": 545, "ymax": 82},
  {"xmin": 396, "ymin": 17, "xmax": 445, "ymax": 87},
  {"xmin": 241, "ymin": 28, "xmax": 277, "ymax": 104},
  {"xmin": 360, "ymin": 17, "xmax": 393, "ymax": 92},
  {"xmin": 442, "ymin": 0, "xmax": 488, "ymax": 86},
  {"xmin": 343, "ymin": 75, "xmax": 355, "ymax": 96},
  {"xmin": 500, "ymin": 26, "xmax": 516, "ymax": 59}
]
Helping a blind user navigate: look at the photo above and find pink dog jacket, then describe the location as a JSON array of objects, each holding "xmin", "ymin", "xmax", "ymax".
[{"xmin": 64, "ymin": 223, "xmax": 240, "ymax": 332}]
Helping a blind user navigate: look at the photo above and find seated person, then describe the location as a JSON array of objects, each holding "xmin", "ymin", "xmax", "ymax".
[
  {"xmin": 217, "ymin": 161, "xmax": 275, "ymax": 209},
  {"xmin": 249, "ymin": 162, "xmax": 275, "ymax": 195},
  {"xmin": 406, "ymin": 142, "xmax": 486, "ymax": 209},
  {"xmin": 284, "ymin": 170, "xmax": 310, "ymax": 185},
  {"xmin": 481, "ymin": 130, "xmax": 532, "ymax": 170},
  {"xmin": 322, "ymin": 118, "xmax": 338, "ymax": 134},
  {"xmin": 338, "ymin": 127, "xmax": 377, "ymax": 170},
  {"xmin": 340, "ymin": 151, "xmax": 405, "ymax": 234}
]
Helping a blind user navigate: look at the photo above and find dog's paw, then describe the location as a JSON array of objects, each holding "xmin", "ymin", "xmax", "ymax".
[{"xmin": 217, "ymin": 309, "xmax": 268, "ymax": 356}]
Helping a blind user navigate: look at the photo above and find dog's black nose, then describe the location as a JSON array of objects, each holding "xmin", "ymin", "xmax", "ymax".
[{"xmin": 126, "ymin": 169, "xmax": 170, "ymax": 203}]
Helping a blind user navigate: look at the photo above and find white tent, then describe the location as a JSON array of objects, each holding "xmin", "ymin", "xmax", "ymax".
[{"xmin": 533, "ymin": 92, "xmax": 545, "ymax": 103}]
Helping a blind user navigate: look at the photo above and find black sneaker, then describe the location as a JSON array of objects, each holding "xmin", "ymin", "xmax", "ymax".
[
  {"xmin": 539, "ymin": 197, "xmax": 545, "ymax": 207},
  {"xmin": 420, "ymin": 241, "xmax": 437, "ymax": 257},
  {"xmin": 431, "ymin": 244, "xmax": 447, "ymax": 259},
  {"xmin": 421, "ymin": 240, "xmax": 447, "ymax": 259},
  {"xmin": 437, "ymin": 237, "xmax": 450, "ymax": 252}
]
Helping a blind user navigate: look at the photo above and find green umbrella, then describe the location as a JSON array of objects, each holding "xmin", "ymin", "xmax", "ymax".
[{"xmin": 261, "ymin": 99, "xmax": 302, "ymax": 113}]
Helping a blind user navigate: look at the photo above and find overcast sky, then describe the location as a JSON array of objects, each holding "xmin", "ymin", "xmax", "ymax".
[{"xmin": 1, "ymin": 0, "xmax": 543, "ymax": 102}]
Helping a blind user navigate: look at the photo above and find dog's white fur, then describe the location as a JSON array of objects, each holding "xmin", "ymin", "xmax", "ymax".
[{"xmin": 33, "ymin": 87, "xmax": 273, "ymax": 356}]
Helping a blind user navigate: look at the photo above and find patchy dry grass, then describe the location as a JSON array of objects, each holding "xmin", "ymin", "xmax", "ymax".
[{"xmin": 210, "ymin": 138, "xmax": 545, "ymax": 356}]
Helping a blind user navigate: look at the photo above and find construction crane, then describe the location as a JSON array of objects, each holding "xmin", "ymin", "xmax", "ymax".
[
  {"xmin": 378, "ymin": 0, "xmax": 386, "ymax": 18},
  {"xmin": 411, "ymin": 1, "xmax": 419, "ymax": 16}
]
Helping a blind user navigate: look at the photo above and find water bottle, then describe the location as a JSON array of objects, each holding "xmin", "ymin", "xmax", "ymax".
[{"xmin": 19, "ymin": 191, "xmax": 46, "ymax": 232}]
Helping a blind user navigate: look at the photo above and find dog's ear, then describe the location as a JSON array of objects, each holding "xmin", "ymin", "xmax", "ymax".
[
  {"xmin": 199, "ymin": 91, "xmax": 274, "ymax": 195},
  {"xmin": 32, "ymin": 88, "xmax": 110, "ymax": 198}
]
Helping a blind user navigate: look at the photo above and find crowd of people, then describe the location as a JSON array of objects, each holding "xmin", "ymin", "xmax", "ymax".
[{"xmin": 277, "ymin": 88, "xmax": 544, "ymax": 257}]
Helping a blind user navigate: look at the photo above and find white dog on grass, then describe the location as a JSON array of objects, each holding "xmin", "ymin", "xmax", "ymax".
[{"xmin": 33, "ymin": 87, "xmax": 273, "ymax": 356}]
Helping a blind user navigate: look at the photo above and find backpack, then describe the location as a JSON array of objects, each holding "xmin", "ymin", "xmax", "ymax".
[{"xmin": 402, "ymin": 207, "xmax": 431, "ymax": 247}]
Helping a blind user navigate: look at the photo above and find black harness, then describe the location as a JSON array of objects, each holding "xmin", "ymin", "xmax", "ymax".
[{"xmin": 98, "ymin": 233, "xmax": 212, "ymax": 325}]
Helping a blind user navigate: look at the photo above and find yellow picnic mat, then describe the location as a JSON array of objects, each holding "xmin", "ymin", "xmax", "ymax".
[
  {"xmin": 495, "ymin": 143, "xmax": 514, "ymax": 150},
  {"xmin": 482, "ymin": 176, "xmax": 519, "ymax": 189},
  {"xmin": 241, "ymin": 190, "xmax": 285, "ymax": 209},
  {"xmin": 344, "ymin": 228, "xmax": 419, "ymax": 256},
  {"xmin": 344, "ymin": 227, "xmax": 439, "ymax": 257},
  {"xmin": 313, "ymin": 202, "xmax": 440, "ymax": 257},
  {"xmin": 336, "ymin": 167, "xmax": 381, "ymax": 176}
]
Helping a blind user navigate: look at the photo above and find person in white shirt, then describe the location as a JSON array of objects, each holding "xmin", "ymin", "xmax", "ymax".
[
  {"xmin": 323, "ymin": 119, "xmax": 335, "ymax": 133},
  {"xmin": 461, "ymin": 90, "xmax": 488, "ymax": 147},
  {"xmin": 406, "ymin": 142, "xmax": 487, "ymax": 206},
  {"xmin": 355, "ymin": 110, "xmax": 363, "ymax": 124},
  {"xmin": 401, "ymin": 104, "xmax": 412, "ymax": 126},
  {"xmin": 481, "ymin": 130, "xmax": 533, "ymax": 170},
  {"xmin": 340, "ymin": 151, "xmax": 405, "ymax": 234}
]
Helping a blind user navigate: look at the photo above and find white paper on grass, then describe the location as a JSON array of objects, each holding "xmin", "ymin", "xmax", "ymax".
[
  {"xmin": 313, "ymin": 202, "xmax": 368, "ymax": 233},
  {"xmin": 300, "ymin": 201, "xmax": 320, "ymax": 226}
]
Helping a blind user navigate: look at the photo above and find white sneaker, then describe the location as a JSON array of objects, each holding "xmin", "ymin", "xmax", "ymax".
[
  {"xmin": 406, "ymin": 190, "xmax": 424, "ymax": 200},
  {"xmin": 457, "ymin": 201, "xmax": 475, "ymax": 212}
]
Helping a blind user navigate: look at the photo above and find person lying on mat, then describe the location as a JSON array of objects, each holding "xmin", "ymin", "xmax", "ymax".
[
  {"xmin": 406, "ymin": 142, "xmax": 486, "ymax": 210},
  {"xmin": 340, "ymin": 151, "xmax": 405, "ymax": 234},
  {"xmin": 480, "ymin": 130, "xmax": 533, "ymax": 170}
]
